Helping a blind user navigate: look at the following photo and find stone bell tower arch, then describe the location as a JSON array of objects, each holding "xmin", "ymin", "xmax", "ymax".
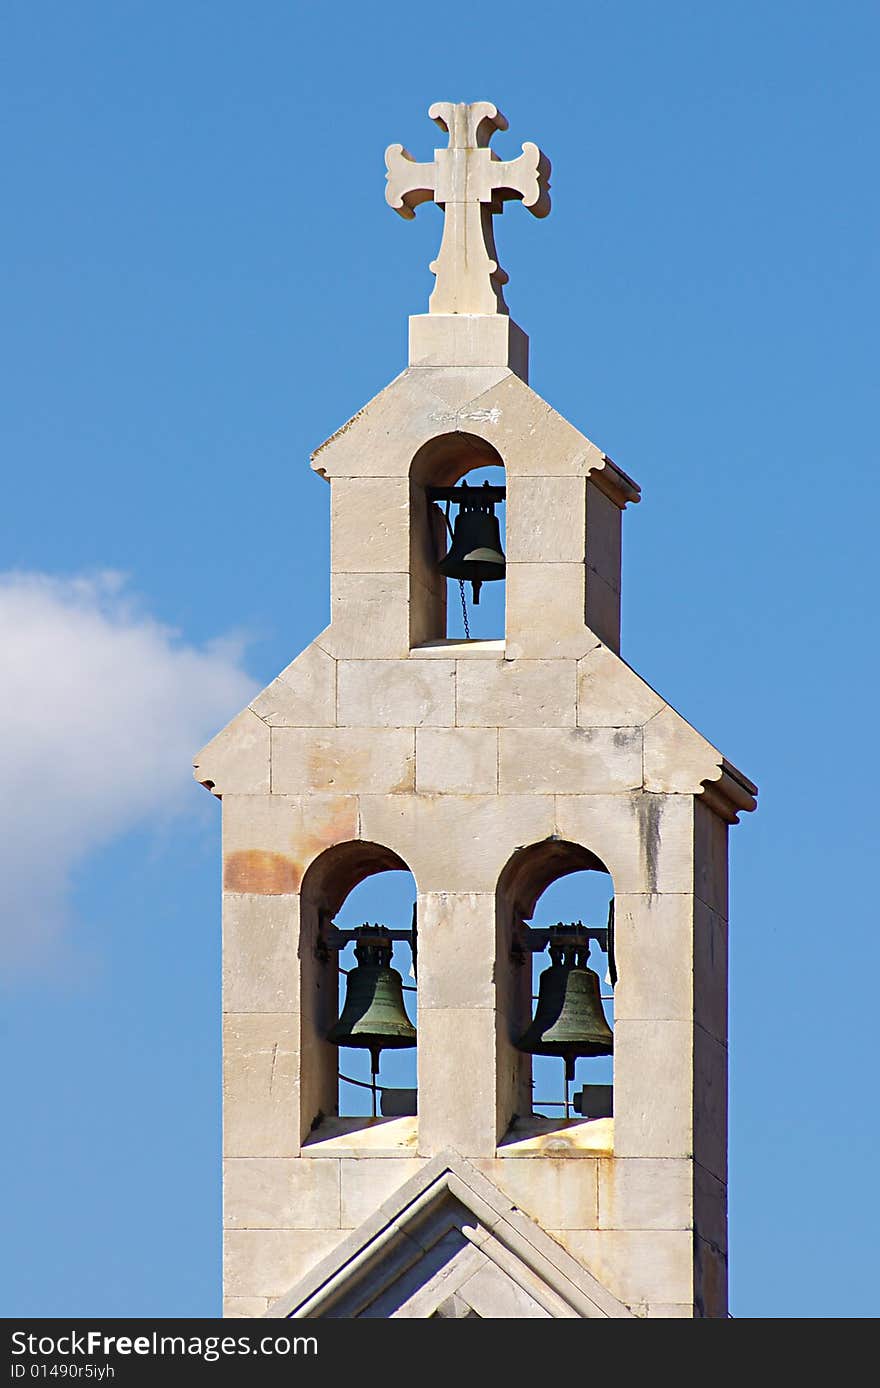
[{"xmin": 195, "ymin": 99, "xmax": 756, "ymax": 1320}]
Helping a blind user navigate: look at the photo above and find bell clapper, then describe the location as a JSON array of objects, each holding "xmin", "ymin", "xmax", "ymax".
[{"xmin": 369, "ymin": 1044, "xmax": 381, "ymax": 1119}]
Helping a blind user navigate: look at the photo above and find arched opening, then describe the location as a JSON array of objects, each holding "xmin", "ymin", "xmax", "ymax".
[
  {"xmin": 299, "ymin": 842, "xmax": 417, "ymax": 1132},
  {"xmin": 496, "ymin": 840, "xmax": 615, "ymax": 1130},
  {"xmin": 409, "ymin": 431, "xmax": 506, "ymax": 645}
]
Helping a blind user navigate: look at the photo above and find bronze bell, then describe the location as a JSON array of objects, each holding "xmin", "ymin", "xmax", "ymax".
[
  {"xmin": 438, "ymin": 481, "xmax": 505, "ymax": 604},
  {"xmin": 517, "ymin": 924, "xmax": 613, "ymax": 1082},
  {"xmin": 327, "ymin": 926, "xmax": 416, "ymax": 1071}
]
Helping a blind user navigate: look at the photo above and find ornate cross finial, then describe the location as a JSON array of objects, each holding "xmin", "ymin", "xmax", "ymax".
[{"xmin": 385, "ymin": 101, "xmax": 551, "ymax": 316}]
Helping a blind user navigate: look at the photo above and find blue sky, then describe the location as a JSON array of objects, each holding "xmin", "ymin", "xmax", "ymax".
[{"xmin": 1, "ymin": 2, "xmax": 877, "ymax": 1317}]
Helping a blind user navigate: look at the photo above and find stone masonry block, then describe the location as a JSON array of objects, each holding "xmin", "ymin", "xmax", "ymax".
[
  {"xmin": 586, "ymin": 482, "xmax": 622, "ymax": 593},
  {"xmin": 358, "ymin": 794, "xmax": 555, "ymax": 893},
  {"xmin": 223, "ymin": 894, "xmax": 299, "ymax": 1013},
  {"xmin": 597, "ymin": 1158, "xmax": 693, "ymax": 1230},
  {"xmin": 418, "ymin": 892, "xmax": 496, "ymax": 1008},
  {"xmin": 612, "ymin": 893, "xmax": 694, "ymax": 1025},
  {"xmin": 271, "ymin": 727, "xmax": 415, "ymax": 795},
  {"xmin": 337, "ymin": 659, "xmax": 455, "ymax": 727},
  {"xmin": 222, "ymin": 794, "xmax": 358, "ymax": 896},
  {"xmin": 577, "ymin": 646, "xmax": 665, "ymax": 728},
  {"xmin": 224, "ymin": 1158, "xmax": 341, "ymax": 1229},
  {"xmin": 643, "ymin": 705, "xmax": 721, "ymax": 796},
  {"xmin": 555, "ymin": 793, "xmax": 693, "ymax": 896},
  {"xmin": 612, "ymin": 1020, "xmax": 693, "ymax": 1160},
  {"xmin": 505, "ymin": 476, "xmax": 586, "ymax": 564},
  {"xmin": 694, "ymin": 798, "xmax": 729, "ymax": 917},
  {"xmin": 249, "ymin": 644, "xmax": 336, "ymax": 727},
  {"xmin": 464, "ymin": 373, "xmax": 604, "ymax": 480},
  {"xmin": 322, "ymin": 573, "xmax": 411, "ymax": 659},
  {"xmin": 507, "ymin": 562, "xmax": 598, "ymax": 660},
  {"xmin": 693, "ymin": 1026, "xmax": 727, "ymax": 1184},
  {"xmin": 339, "ymin": 1158, "xmax": 425, "ymax": 1229},
  {"xmin": 693, "ymin": 898, "xmax": 728, "ymax": 1045},
  {"xmin": 310, "ymin": 370, "xmax": 454, "ymax": 480},
  {"xmin": 585, "ymin": 571, "xmax": 621, "ymax": 653},
  {"xmin": 223, "ymin": 1013, "xmax": 299, "ymax": 1158},
  {"xmin": 330, "ymin": 477, "xmax": 409, "ymax": 574},
  {"xmin": 194, "ymin": 708, "xmax": 270, "ymax": 797},
  {"xmin": 416, "ymin": 727, "xmax": 498, "ymax": 794},
  {"xmin": 499, "ymin": 726, "xmax": 642, "ymax": 795},
  {"xmin": 418, "ymin": 1008, "xmax": 498, "ymax": 1157},
  {"xmin": 694, "ymin": 1160, "xmax": 727, "ymax": 1256},
  {"xmin": 553, "ymin": 1229, "xmax": 693, "ymax": 1308},
  {"xmin": 224, "ymin": 1228, "xmax": 344, "ymax": 1301},
  {"xmin": 223, "ymin": 1298, "xmax": 269, "ymax": 1318},
  {"xmin": 455, "ymin": 658, "xmax": 577, "ymax": 728},
  {"xmin": 481, "ymin": 1158, "xmax": 599, "ymax": 1231}
]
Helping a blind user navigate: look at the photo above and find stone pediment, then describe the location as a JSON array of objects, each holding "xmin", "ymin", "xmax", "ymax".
[
  {"xmin": 310, "ymin": 366, "xmax": 640, "ymax": 506},
  {"xmin": 265, "ymin": 1151, "xmax": 634, "ymax": 1319},
  {"xmin": 194, "ymin": 637, "xmax": 756, "ymax": 823}
]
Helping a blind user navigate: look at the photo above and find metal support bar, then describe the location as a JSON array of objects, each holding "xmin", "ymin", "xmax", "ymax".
[{"xmin": 426, "ymin": 485, "xmax": 506, "ymax": 504}]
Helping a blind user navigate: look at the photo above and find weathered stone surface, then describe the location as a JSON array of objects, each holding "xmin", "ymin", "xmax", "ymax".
[
  {"xmin": 553, "ymin": 1229, "xmax": 692, "ymax": 1307},
  {"xmin": 322, "ymin": 574, "xmax": 411, "ymax": 659},
  {"xmin": 506, "ymin": 476, "xmax": 586, "ymax": 563},
  {"xmin": 272, "ymin": 727, "xmax": 415, "ymax": 795},
  {"xmin": 585, "ymin": 481, "xmax": 621, "ymax": 593},
  {"xmin": 612, "ymin": 1020, "xmax": 693, "ymax": 1160},
  {"xmin": 555, "ymin": 792, "xmax": 694, "ymax": 896},
  {"xmin": 499, "ymin": 726, "xmax": 642, "ymax": 794},
  {"xmin": 194, "ymin": 708, "xmax": 269, "ymax": 797},
  {"xmin": 612, "ymin": 894, "xmax": 694, "ymax": 1025},
  {"xmin": 456, "ymin": 658, "xmax": 577, "ymax": 728},
  {"xmin": 249, "ymin": 644, "xmax": 336, "ymax": 727},
  {"xmin": 577, "ymin": 646, "xmax": 665, "ymax": 728},
  {"xmin": 409, "ymin": 315, "xmax": 527, "ymax": 375},
  {"xmin": 694, "ymin": 1160, "xmax": 726, "ymax": 1255},
  {"xmin": 223, "ymin": 1013, "xmax": 299, "ymax": 1158},
  {"xmin": 417, "ymin": 893, "xmax": 495, "ymax": 1008},
  {"xmin": 359, "ymin": 793, "xmax": 555, "ymax": 892},
  {"xmin": 584, "ymin": 571, "xmax": 621, "ymax": 653},
  {"xmin": 646, "ymin": 1302, "xmax": 694, "ymax": 1318},
  {"xmin": 694, "ymin": 798, "xmax": 729, "ymax": 917},
  {"xmin": 695, "ymin": 1234, "xmax": 727, "ymax": 1319},
  {"xmin": 463, "ymin": 373, "xmax": 605, "ymax": 480},
  {"xmin": 481, "ymin": 1158, "xmax": 599, "ymax": 1231},
  {"xmin": 693, "ymin": 1026, "xmax": 727, "ymax": 1184},
  {"xmin": 417, "ymin": 364, "xmax": 512, "ymax": 408},
  {"xmin": 643, "ymin": 704, "xmax": 721, "ymax": 795},
  {"xmin": 223, "ymin": 1297, "xmax": 269, "ymax": 1319},
  {"xmin": 310, "ymin": 370, "xmax": 452, "ymax": 480},
  {"xmin": 597, "ymin": 1158, "xmax": 692, "ymax": 1230},
  {"xmin": 331, "ymin": 477, "xmax": 409, "ymax": 574},
  {"xmin": 223, "ymin": 895, "xmax": 299, "ymax": 1013},
  {"xmin": 339, "ymin": 1158, "xmax": 424, "ymax": 1228},
  {"xmin": 224, "ymin": 1158, "xmax": 340, "ymax": 1229},
  {"xmin": 337, "ymin": 659, "xmax": 455, "ymax": 727},
  {"xmin": 224, "ymin": 1228, "xmax": 344, "ymax": 1300},
  {"xmin": 418, "ymin": 1009, "xmax": 497, "ymax": 1157},
  {"xmin": 693, "ymin": 898, "xmax": 728, "ymax": 1044},
  {"xmin": 416, "ymin": 727, "xmax": 498, "ymax": 793},
  {"xmin": 222, "ymin": 794, "xmax": 357, "ymax": 896},
  {"xmin": 507, "ymin": 562, "xmax": 598, "ymax": 660}
]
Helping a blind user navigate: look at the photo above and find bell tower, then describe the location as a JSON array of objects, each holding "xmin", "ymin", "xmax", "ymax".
[{"xmin": 195, "ymin": 100, "xmax": 756, "ymax": 1320}]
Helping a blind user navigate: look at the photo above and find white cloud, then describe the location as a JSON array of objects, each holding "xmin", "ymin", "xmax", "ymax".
[{"xmin": 0, "ymin": 571, "xmax": 256, "ymax": 971}]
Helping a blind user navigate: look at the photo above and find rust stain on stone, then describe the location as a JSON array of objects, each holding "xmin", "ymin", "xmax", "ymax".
[{"xmin": 224, "ymin": 849, "xmax": 299, "ymax": 895}]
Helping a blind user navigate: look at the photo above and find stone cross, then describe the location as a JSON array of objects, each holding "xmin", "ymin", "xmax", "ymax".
[{"xmin": 385, "ymin": 101, "xmax": 551, "ymax": 316}]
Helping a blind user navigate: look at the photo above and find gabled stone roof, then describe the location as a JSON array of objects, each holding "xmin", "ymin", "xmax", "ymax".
[{"xmin": 265, "ymin": 1150, "xmax": 635, "ymax": 1319}]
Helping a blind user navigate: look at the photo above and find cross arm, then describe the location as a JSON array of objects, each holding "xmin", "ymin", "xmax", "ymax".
[
  {"xmin": 489, "ymin": 142, "xmax": 552, "ymax": 217},
  {"xmin": 385, "ymin": 144, "xmax": 437, "ymax": 220}
]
